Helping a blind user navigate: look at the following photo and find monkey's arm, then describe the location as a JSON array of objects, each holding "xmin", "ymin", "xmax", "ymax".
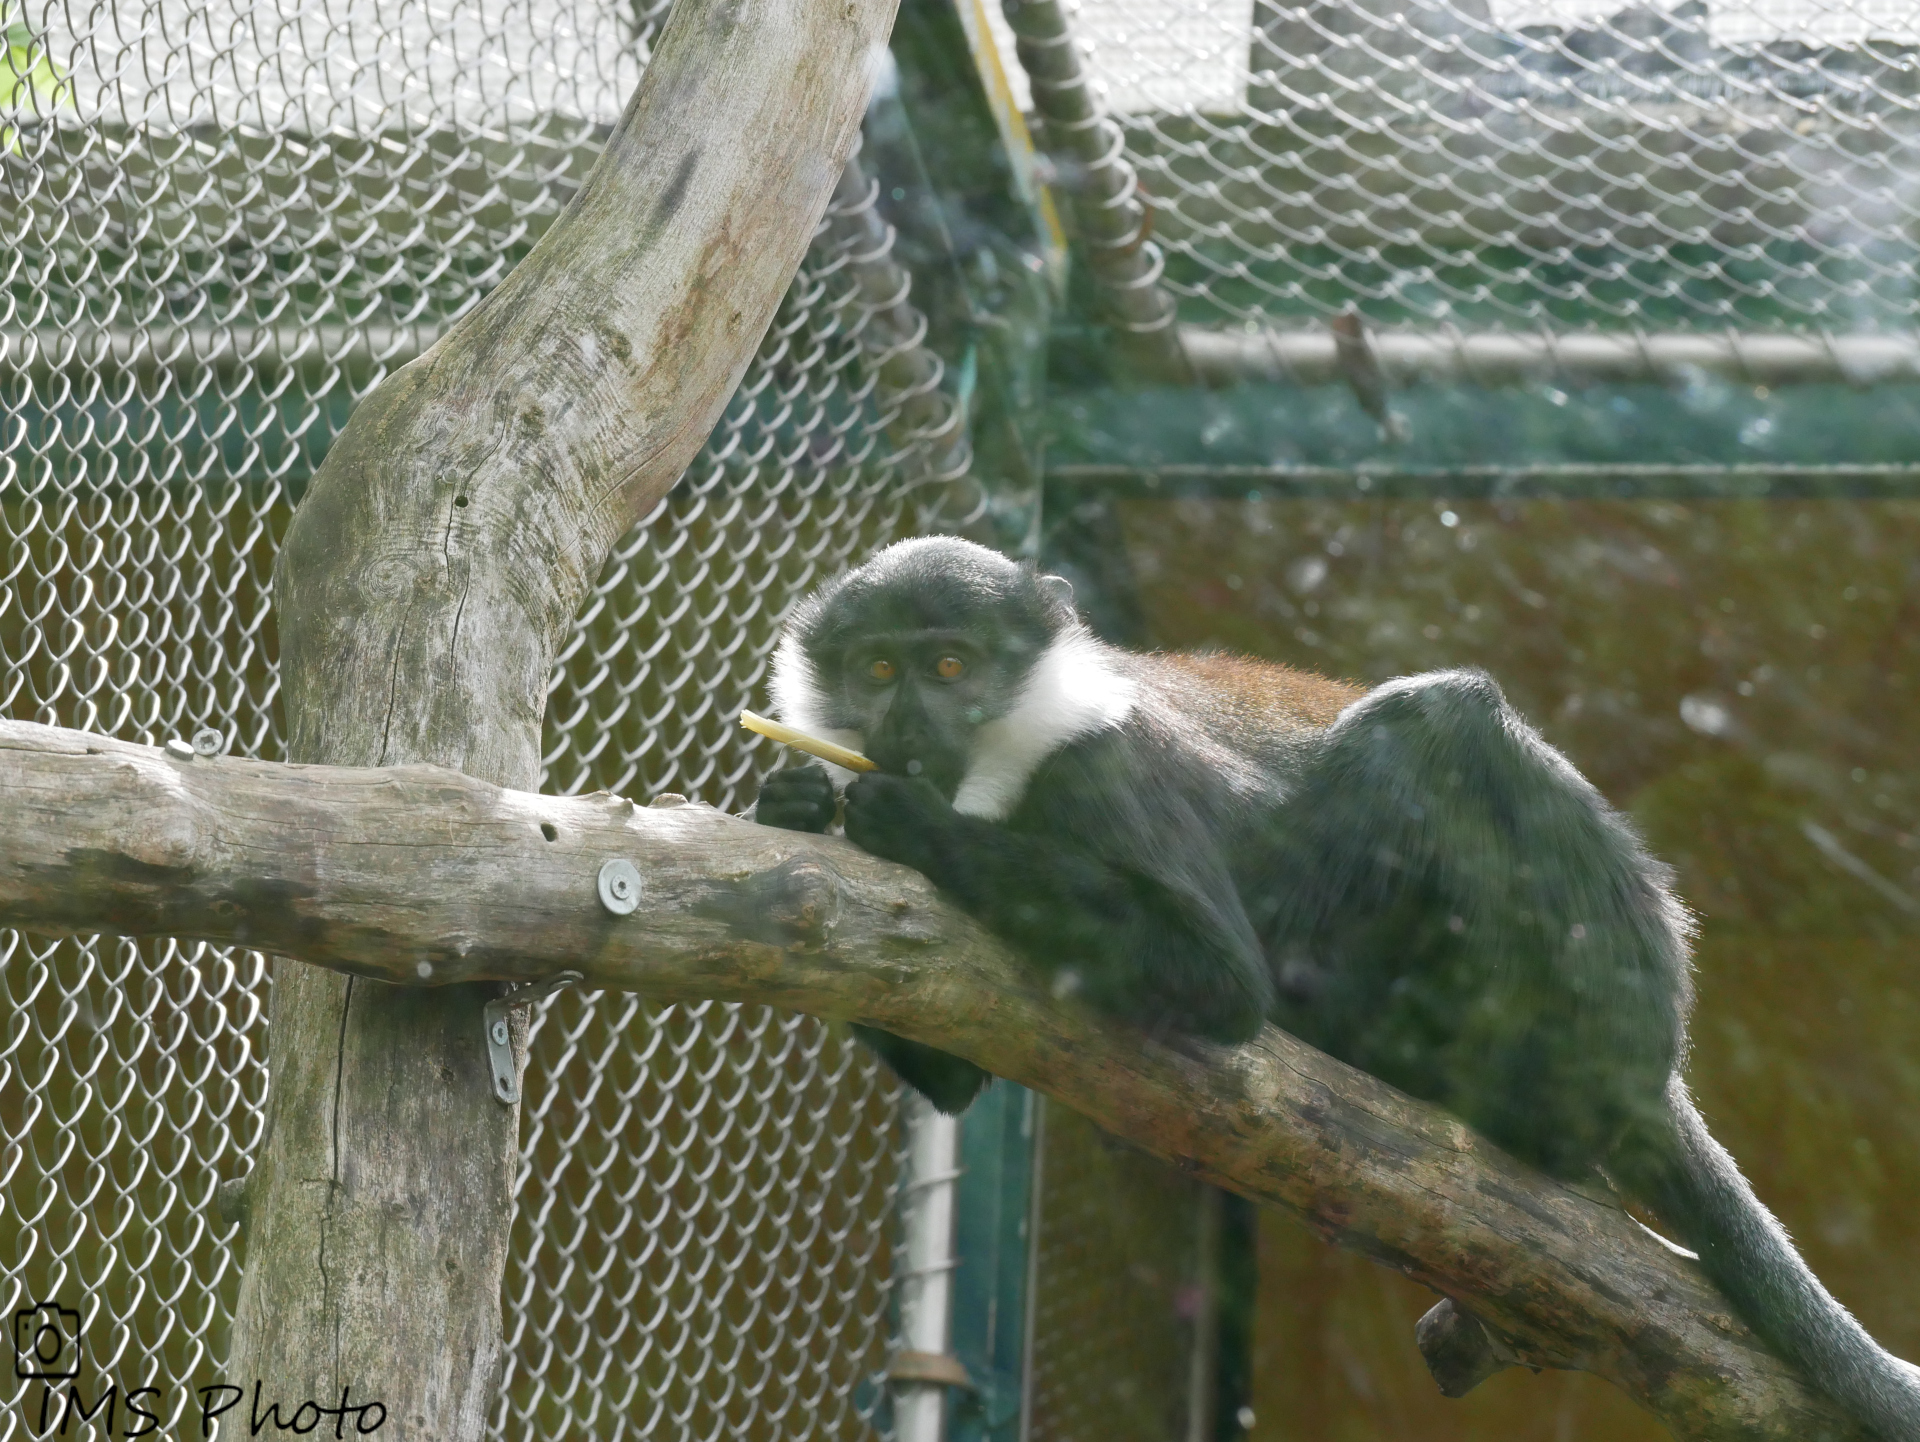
[
  {"xmin": 754, "ymin": 766, "xmax": 990, "ymax": 1111},
  {"xmin": 844, "ymin": 769, "xmax": 1274, "ymax": 1044}
]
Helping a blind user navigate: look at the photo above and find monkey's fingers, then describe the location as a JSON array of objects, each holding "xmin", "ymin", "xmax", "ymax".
[{"xmin": 755, "ymin": 769, "xmax": 838, "ymax": 834}]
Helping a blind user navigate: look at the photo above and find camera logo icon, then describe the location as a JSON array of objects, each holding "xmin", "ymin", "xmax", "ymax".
[{"xmin": 12, "ymin": 1302, "xmax": 82, "ymax": 1381}]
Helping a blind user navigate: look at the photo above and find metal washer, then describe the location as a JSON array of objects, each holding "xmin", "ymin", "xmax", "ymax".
[{"xmin": 597, "ymin": 858, "xmax": 642, "ymax": 916}]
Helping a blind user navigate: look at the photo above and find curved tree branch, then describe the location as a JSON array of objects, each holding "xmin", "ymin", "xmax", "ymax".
[
  {"xmin": 0, "ymin": 717, "xmax": 1871, "ymax": 1442},
  {"xmin": 242, "ymin": 0, "xmax": 902, "ymax": 1427}
]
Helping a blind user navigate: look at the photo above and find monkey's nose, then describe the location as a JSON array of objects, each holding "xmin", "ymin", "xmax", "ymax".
[{"xmin": 863, "ymin": 731, "xmax": 918, "ymax": 777}]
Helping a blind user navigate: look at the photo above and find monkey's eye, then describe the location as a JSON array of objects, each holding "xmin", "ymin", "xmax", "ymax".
[
  {"xmin": 935, "ymin": 655, "xmax": 966, "ymax": 680},
  {"xmin": 867, "ymin": 658, "xmax": 896, "ymax": 681}
]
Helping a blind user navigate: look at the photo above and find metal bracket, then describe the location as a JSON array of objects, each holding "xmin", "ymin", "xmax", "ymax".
[{"xmin": 484, "ymin": 970, "xmax": 583, "ymax": 1105}]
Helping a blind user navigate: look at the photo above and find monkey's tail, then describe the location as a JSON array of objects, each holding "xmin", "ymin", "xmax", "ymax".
[{"xmin": 1609, "ymin": 1076, "xmax": 1920, "ymax": 1441}]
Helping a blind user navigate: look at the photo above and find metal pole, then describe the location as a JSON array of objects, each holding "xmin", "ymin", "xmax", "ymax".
[
  {"xmin": 1181, "ymin": 324, "xmax": 1920, "ymax": 389},
  {"xmin": 9, "ymin": 323, "xmax": 1915, "ymax": 391},
  {"xmin": 897, "ymin": 1094, "xmax": 965, "ymax": 1442}
]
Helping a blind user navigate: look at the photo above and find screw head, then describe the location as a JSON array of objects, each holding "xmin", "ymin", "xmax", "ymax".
[
  {"xmin": 192, "ymin": 727, "xmax": 223, "ymax": 757},
  {"xmin": 597, "ymin": 858, "xmax": 642, "ymax": 917},
  {"xmin": 164, "ymin": 738, "xmax": 195, "ymax": 760},
  {"xmin": 490, "ymin": 1019, "xmax": 510, "ymax": 1046}
]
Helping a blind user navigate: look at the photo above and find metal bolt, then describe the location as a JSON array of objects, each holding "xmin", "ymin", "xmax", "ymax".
[
  {"xmin": 490, "ymin": 1019, "xmax": 509, "ymax": 1046},
  {"xmin": 192, "ymin": 727, "xmax": 224, "ymax": 757},
  {"xmin": 597, "ymin": 858, "xmax": 642, "ymax": 916},
  {"xmin": 164, "ymin": 738, "xmax": 195, "ymax": 760}
]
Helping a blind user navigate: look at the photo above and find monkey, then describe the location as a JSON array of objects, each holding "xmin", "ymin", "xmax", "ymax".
[{"xmin": 751, "ymin": 535, "xmax": 1920, "ymax": 1440}]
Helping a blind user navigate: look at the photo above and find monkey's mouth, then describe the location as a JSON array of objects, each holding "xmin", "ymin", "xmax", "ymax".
[{"xmin": 864, "ymin": 738, "xmax": 966, "ymax": 800}]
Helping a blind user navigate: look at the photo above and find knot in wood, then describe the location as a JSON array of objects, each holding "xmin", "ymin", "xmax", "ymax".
[{"xmin": 729, "ymin": 856, "xmax": 842, "ymax": 948}]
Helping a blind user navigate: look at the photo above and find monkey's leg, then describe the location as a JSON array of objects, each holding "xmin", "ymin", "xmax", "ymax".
[
  {"xmin": 1268, "ymin": 674, "xmax": 1920, "ymax": 1438},
  {"xmin": 1259, "ymin": 668, "xmax": 1684, "ymax": 1178},
  {"xmin": 752, "ymin": 766, "xmax": 990, "ymax": 1111}
]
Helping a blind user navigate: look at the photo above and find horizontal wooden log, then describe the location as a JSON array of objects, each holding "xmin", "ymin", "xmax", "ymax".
[{"xmin": 0, "ymin": 716, "xmax": 1871, "ymax": 1442}]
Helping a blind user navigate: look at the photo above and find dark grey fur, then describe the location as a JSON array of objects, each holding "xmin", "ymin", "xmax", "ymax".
[{"xmin": 755, "ymin": 537, "xmax": 1920, "ymax": 1440}]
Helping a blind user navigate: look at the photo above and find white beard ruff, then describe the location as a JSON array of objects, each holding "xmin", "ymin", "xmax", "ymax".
[{"xmin": 769, "ymin": 624, "xmax": 1138, "ymax": 820}]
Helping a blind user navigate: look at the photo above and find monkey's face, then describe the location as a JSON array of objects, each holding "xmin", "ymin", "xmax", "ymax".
[
  {"xmin": 775, "ymin": 536, "xmax": 1072, "ymax": 799},
  {"xmin": 821, "ymin": 625, "xmax": 1042, "ymax": 799}
]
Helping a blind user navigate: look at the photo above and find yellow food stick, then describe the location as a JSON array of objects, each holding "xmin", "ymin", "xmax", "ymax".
[{"xmin": 739, "ymin": 709, "xmax": 878, "ymax": 773}]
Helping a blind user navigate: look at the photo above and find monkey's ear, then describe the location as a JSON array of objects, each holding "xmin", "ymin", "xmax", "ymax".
[{"xmin": 1038, "ymin": 573, "xmax": 1074, "ymax": 611}]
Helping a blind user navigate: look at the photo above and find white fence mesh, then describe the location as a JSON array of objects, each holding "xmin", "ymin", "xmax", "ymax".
[
  {"xmin": 0, "ymin": 0, "xmax": 921, "ymax": 1435},
  {"xmin": 1030, "ymin": 0, "xmax": 1920, "ymax": 340},
  {"xmin": 7, "ymin": 0, "xmax": 1917, "ymax": 1436}
]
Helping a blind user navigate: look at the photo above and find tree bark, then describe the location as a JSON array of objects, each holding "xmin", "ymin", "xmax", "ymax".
[
  {"xmin": 242, "ymin": 0, "xmax": 901, "ymax": 1430},
  {"xmin": 0, "ymin": 717, "xmax": 1876, "ymax": 1442}
]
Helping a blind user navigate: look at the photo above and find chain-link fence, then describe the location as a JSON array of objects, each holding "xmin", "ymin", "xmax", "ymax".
[
  {"xmin": 1098, "ymin": 0, "xmax": 1920, "ymax": 331},
  {"xmin": 1001, "ymin": 0, "xmax": 1920, "ymax": 390},
  {"xmin": 0, "ymin": 0, "xmax": 940, "ymax": 1434},
  {"xmin": 8, "ymin": 0, "xmax": 1918, "ymax": 1437}
]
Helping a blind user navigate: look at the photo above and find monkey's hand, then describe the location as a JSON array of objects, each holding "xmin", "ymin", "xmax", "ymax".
[
  {"xmin": 843, "ymin": 773, "xmax": 951, "ymax": 876},
  {"xmin": 753, "ymin": 766, "xmax": 838, "ymax": 834}
]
